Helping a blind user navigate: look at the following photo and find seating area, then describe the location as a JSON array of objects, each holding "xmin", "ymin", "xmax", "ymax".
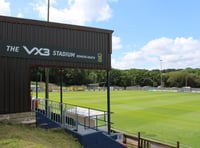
[{"xmin": 32, "ymin": 98, "xmax": 126, "ymax": 148}]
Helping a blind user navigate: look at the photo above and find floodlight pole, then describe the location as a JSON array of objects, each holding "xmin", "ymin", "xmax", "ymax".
[
  {"xmin": 107, "ymin": 70, "xmax": 111, "ymax": 135},
  {"xmin": 45, "ymin": 0, "xmax": 50, "ymax": 114},
  {"xmin": 160, "ymin": 59, "xmax": 162, "ymax": 86},
  {"xmin": 47, "ymin": 0, "xmax": 50, "ymax": 22}
]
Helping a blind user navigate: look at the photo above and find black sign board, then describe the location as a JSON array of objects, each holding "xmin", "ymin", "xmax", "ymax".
[{"xmin": 0, "ymin": 41, "xmax": 103, "ymax": 64}]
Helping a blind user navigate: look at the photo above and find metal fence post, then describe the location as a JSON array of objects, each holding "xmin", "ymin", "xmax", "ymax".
[
  {"xmin": 88, "ymin": 108, "xmax": 90, "ymax": 128},
  {"xmin": 76, "ymin": 106, "xmax": 78, "ymax": 131}
]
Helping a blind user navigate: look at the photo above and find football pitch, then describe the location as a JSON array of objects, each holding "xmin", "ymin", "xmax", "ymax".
[{"xmin": 35, "ymin": 90, "xmax": 200, "ymax": 147}]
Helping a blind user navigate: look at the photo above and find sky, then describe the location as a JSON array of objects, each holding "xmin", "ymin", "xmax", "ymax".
[{"xmin": 1, "ymin": 0, "xmax": 200, "ymax": 70}]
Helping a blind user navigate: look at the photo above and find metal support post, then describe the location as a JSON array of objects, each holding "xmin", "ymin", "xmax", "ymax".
[
  {"xmin": 45, "ymin": 68, "xmax": 49, "ymax": 114},
  {"xmin": 60, "ymin": 68, "xmax": 63, "ymax": 124},
  {"xmin": 107, "ymin": 70, "xmax": 111, "ymax": 135},
  {"xmin": 36, "ymin": 68, "xmax": 39, "ymax": 99}
]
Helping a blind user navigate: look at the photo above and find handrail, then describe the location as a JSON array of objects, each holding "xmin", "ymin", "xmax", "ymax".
[{"xmin": 31, "ymin": 98, "xmax": 112, "ymax": 132}]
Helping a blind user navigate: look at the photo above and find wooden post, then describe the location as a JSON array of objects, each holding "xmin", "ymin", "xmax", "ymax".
[
  {"xmin": 123, "ymin": 135, "xmax": 126, "ymax": 144},
  {"xmin": 177, "ymin": 141, "xmax": 180, "ymax": 148},
  {"xmin": 138, "ymin": 132, "xmax": 141, "ymax": 148}
]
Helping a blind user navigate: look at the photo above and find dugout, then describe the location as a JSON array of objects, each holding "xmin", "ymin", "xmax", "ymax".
[{"xmin": 0, "ymin": 15, "xmax": 113, "ymax": 117}]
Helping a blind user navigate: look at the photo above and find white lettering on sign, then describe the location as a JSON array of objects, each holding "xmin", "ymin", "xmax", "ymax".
[
  {"xmin": 2, "ymin": 43, "xmax": 99, "ymax": 63},
  {"xmin": 52, "ymin": 50, "xmax": 75, "ymax": 57},
  {"xmin": 76, "ymin": 54, "xmax": 96, "ymax": 60},
  {"xmin": 6, "ymin": 45, "xmax": 20, "ymax": 52},
  {"xmin": 23, "ymin": 46, "xmax": 50, "ymax": 56}
]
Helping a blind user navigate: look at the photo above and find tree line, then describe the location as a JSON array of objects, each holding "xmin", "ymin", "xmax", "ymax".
[{"xmin": 31, "ymin": 68, "xmax": 200, "ymax": 88}]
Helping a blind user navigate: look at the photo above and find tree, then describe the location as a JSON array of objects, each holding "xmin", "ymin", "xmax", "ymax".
[
  {"xmin": 110, "ymin": 69, "xmax": 121, "ymax": 86},
  {"xmin": 88, "ymin": 72, "xmax": 97, "ymax": 83},
  {"xmin": 30, "ymin": 67, "xmax": 200, "ymax": 88}
]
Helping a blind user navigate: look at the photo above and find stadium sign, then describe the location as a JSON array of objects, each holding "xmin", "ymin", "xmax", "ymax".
[{"xmin": 0, "ymin": 41, "xmax": 103, "ymax": 64}]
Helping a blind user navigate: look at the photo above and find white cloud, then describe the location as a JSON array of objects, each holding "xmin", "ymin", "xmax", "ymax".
[
  {"xmin": 112, "ymin": 36, "xmax": 122, "ymax": 50},
  {"xmin": 32, "ymin": 0, "xmax": 113, "ymax": 25},
  {"xmin": 0, "ymin": 0, "xmax": 10, "ymax": 15},
  {"xmin": 17, "ymin": 13, "xmax": 23, "ymax": 18},
  {"xmin": 112, "ymin": 37, "xmax": 200, "ymax": 70}
]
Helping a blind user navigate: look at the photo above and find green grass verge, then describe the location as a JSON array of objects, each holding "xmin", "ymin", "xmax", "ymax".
[
  {"xmin": 0, "ymin": 122, "xmax": 82, "ymax": 148},
  {"xmin": 33, "ymin": 90, "xmax": 200, "ymax": 147}
]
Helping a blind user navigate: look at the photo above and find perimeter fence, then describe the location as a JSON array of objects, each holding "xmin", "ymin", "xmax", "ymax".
[
  {"xmin": 111, "ymin": 129, "xmax": 191, "ymax": 148},
  {"xmin": 125, "ymin": 86, "xmax": 200, "ymax": 93}
]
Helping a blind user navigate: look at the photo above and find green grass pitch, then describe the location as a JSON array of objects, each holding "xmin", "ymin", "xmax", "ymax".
[{"xmin": 34, "ymin": 90, "xmax": 200, "ymax": 147}]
